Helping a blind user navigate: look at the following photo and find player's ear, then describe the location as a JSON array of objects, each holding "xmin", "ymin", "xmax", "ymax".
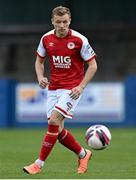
[
  {"xmin": 51, "ymin": 18, "xmax": 54, "ymax": 25},
  {"xmin": 69, "ymin": 17, "xmax": 71, "ymax": 25}
]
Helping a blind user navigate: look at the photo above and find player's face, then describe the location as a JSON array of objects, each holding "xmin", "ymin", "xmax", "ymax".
[{"xmin": 52, "ymin": 14, "xmax": 71, "ymax": 38}]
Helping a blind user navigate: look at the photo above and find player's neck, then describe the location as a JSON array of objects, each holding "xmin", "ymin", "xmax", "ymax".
[{"xmin": 55, "ymin": 29, "xmax": 70, "ymax": 38}]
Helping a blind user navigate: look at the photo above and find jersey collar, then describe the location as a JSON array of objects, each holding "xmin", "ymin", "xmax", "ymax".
[{"xmin": 53, "ymin": 29, "xmax": 71, "ymax": 39}]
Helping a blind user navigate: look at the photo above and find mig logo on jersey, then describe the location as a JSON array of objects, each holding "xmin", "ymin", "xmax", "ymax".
[{"xmin": 52, "ymin": 56, "xmax": 71, "ymax": 69}]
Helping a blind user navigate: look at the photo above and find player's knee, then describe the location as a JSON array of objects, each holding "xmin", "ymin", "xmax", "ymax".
[
  {"xmin": 49, "ymin": 110, "xmax": 64, "ymax": 125},
  {"xmin": 48, "ymin": 119, "xmax": 58, "ymax": 125}
]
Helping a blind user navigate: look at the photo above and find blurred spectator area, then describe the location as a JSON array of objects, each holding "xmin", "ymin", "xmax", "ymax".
[
  {"xmin": 0, "ymin": 0, "xmax": 136, "ymax": 82},
  {"xmin": 0, "ymin": 24, "xmax": 136, "ymax": 82}
]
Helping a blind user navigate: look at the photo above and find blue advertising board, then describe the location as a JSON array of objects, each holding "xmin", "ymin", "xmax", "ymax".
[
  {"xmin": 0, "ymin": 76, "xmax": 136, "ymax": 128},
  {"xmin": 15, "ymin": 82, "xmax": 125, "ymax": 126}
]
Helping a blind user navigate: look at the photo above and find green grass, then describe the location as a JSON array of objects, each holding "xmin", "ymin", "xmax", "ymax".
[{"xmin": 0, "ymin": 127, "xmax": 136, "ymax": 179}]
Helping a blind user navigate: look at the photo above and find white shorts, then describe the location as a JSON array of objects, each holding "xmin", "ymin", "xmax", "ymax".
[{"xmin": 46, "ymin": 89, "xmax": 82, "ymax": 119}]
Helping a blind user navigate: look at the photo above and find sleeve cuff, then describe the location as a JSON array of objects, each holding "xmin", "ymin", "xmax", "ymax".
[
  {"xmin": 85, "ymin": 54, "xmax": 96, "ymax": 63},
  {"xmin": 36, "ymin": 51, "xmax": 45, "ymax": 59}
]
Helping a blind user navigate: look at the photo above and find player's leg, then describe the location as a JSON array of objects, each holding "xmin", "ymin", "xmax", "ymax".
[
  {"xmin": 58, "ymin": 118, "xmax": 86, "ymax": 158},
  {"xmin": 58, "ymin": 128, "xmax": 86, "ymax": 158},
  {"xmin": 23, "ymin": 90, "xmax": 64, "ymax": 174},
  {"xmin": 23, "ymin": 110, "xmax": 64, "ymax": 174},
  {"xmin": 56, "ymin": 90, "xmax": 92, "ymax": 173},
  {"xmin": 58, "ymin": 127, "xmax": 92, "ymax": 173},
  {"xmin": 35, "ymin": 111, "xmax": 64, "ymax": 166}
]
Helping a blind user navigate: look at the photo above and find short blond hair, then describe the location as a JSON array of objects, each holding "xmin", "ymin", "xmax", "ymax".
[{"xmin": 52, "ymin": 6, "xmax": 71, "ymax": 18}]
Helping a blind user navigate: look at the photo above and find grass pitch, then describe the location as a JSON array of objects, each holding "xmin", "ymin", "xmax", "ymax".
[{"xmin": 0, "ymin": 127, "xmax": 136, "ymax": 179}]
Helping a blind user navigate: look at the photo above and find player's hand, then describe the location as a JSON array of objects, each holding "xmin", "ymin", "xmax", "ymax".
[
  {"xmin": 69, "ymin": 85, "xmax": 84, "ymax": 100},
  {"xmin": 38, "ymin": 77, "xmax": 49, "ymax": 89}
]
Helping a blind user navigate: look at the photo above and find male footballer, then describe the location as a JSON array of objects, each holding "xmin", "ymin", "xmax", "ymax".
[{"xmin": 23, "ymin": 5, "xmax": 97, "ymax": 174}]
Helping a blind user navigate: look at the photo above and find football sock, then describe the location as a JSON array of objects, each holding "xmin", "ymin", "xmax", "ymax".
[
  {"xmin": 35, "ymin": 159, "xmax": 44, "ymax": 168},
  {"xmin": 38, "ymin": 124, "xmax": 59, "ymax": 162},
  {"xmin": 78, "ymin": 148, "xmax": 87, "ymax": 159},
  {"xmin": 58, "ymin": 128, "xmax": 85, "ymax": 158}
]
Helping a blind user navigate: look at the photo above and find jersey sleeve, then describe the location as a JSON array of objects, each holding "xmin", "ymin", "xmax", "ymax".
[
  {"xmin": 36, "ymin": 36, "xmax": 46, "ymax": 58},
  {"xmin": 80, "ymin": 37, "xmax": 96, "ymax": 62}
]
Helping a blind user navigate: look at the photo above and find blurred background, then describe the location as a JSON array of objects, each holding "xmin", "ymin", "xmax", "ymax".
[{"xmin": 0, "ymin": 0, "xmax": 136, "ymax": 128}]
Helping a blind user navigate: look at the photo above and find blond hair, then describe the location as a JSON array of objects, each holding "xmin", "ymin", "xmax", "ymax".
[{"xmin": 52, "ymin": 6, "xmax": 71, "ymax": 18}]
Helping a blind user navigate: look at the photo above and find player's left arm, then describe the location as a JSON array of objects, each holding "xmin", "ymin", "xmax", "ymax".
[
  {"xmin": 70, "ymin": 58, "xmax": 97, "ymax": 99},
  {"xmin": 80, "ymin": 58, "xmax": 97, "ymax": 89}
]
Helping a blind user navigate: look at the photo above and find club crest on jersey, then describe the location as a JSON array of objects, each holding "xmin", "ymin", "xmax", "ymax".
[
  {"xmin": 49, "ymin": 42, "xmax": 54, "ymax": 46},
  {"xmin": 67, "ymin": 42, "xmax": 75, "ymax": 49}
]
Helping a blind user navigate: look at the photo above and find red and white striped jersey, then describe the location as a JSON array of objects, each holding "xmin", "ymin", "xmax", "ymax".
[{"xmin": 37, "ymin": 29, "xmax": 96, "ymax": 90}]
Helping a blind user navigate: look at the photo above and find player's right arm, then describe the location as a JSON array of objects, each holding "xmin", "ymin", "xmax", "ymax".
[{"xmin": 35, "ymin": 56, "xmax": 49, "ymax": 89}]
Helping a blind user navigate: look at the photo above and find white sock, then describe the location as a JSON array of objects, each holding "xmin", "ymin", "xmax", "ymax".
[
  {"xmin": 35, "ymin": 159, "xmax": 44, "ymax": 168},
  {"xmin": 78, "ymin": 148, "xmax": 86, "ymax": 159}
]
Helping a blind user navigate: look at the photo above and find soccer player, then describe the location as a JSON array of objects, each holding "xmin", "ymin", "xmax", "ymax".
[{"xmin": 23, "ymin": 6, "xmax": 97, "ymax": 174}]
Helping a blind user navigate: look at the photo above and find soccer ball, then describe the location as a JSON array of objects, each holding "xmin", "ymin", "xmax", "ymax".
[{"xmin": 85, "ymin": 124, "xmax": 111, "ymax": 150}]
